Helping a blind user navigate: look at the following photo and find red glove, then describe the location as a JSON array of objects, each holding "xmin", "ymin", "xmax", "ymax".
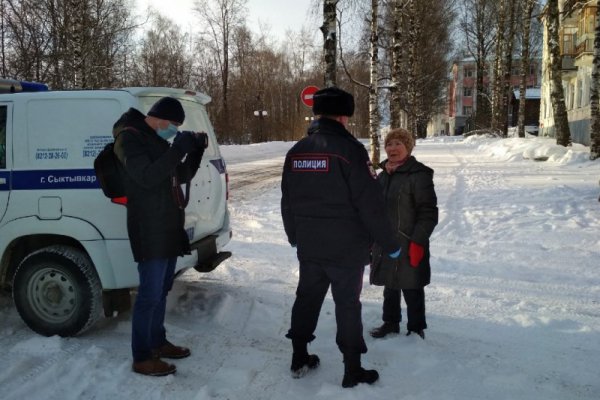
[{"xmin": 409, "ymin": 241, "xmax": 425, "ymax": 268}]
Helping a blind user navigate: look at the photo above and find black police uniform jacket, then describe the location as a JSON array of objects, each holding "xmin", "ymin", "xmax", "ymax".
[
  {"xmin": 370, "ymin": 157, "xmax": 438, "ymax": 289},
  {"xmin": 113, "ymin": 108, "xmax": 203, "ymax": 262},
  {"xmin": 281, "ymin": 118, "xmax": 399, "ymax": 267}
]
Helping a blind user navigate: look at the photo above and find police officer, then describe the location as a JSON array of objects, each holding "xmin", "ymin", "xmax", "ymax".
[{"xmin": 281, "ymin": 87, "xmax": 401, "ymax": 388}]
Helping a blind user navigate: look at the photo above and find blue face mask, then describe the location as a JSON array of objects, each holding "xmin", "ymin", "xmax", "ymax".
[{"xmin": 157, "ymin": 123, "xmax": 178, "ymax": 140}]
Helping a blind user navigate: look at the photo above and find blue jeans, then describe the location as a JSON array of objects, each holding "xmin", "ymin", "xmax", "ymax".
[{"xmin": 131, "ymin": 257, "xmax": 177, "ymax": 362}]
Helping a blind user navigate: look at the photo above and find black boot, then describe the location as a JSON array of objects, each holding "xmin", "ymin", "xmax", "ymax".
[
  {"xmin": 290, "ymin": 341, "xmax": 320, "ymax": 378},
  {"xmin": 369, "ymin": 322, "xmax": 400, "ymax": 338},
  {"xmin": 406, "ymin": 329, "xmax": 425, "ymax": 339},
  {"xmin": 342, "ymin": 353, "xmax": 379, "ymax": 388}
]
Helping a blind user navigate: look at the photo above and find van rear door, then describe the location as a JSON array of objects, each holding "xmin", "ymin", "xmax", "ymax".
[{"xmin": 0, "ymin": 103, "xmax": 11, "ymax": 222}]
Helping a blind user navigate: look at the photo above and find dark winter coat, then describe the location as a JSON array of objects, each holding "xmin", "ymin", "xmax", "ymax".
[
  {"xmin": 113, "ymin": 108, "xmax": 203, "ymax": 262},
  {"xmin": 370, "ymin": 156, "xmax": 438, "ymax": 289},
  {"xmin": 281, "ymin": 118, "xmax": 399, "ymax": 267}
]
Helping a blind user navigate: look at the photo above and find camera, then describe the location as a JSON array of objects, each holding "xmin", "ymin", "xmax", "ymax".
[{"xmin": 193, "ymin": 131, "xmax": 209, "ymax": 149}]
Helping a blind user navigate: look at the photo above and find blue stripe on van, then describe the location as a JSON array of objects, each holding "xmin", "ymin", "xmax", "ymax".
[{"xmin": 0, "ymin": 169, "xmax": 99, "ymax": 190}]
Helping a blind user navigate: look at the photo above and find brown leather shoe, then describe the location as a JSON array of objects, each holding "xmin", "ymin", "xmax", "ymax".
[
  {"xmin": 369, "ymin": 322, "xmax": 400, "ymax": 338},
  {"xmin": 132, "ymin": 358, "xmax": 176, "ymax": 376},
  {"xmin": 154, "ymin": 341, "xmax": 191, "ymax": 359}
]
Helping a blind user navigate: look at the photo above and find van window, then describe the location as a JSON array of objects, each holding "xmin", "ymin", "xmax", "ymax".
[{"xmin": 0, "ymin": 106, "xmax": 6, "ymax": 169}]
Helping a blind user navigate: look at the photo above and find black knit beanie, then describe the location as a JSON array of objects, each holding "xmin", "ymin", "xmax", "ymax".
[
  {"xmin": 148, "ymin": 97, "xmax": 185, "ymax": 124},
  {"xmin": 312, "ymin": 87, "xmax": 354, "ymax": 117}
]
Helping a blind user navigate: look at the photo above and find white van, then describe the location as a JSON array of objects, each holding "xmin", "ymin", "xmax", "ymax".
[{"xmin": 0, "ymin": 81, "xmax": 232, "ymax": 336}]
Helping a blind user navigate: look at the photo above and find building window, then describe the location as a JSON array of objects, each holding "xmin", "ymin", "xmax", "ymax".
[
  {"xmin": 529, "ymin": 64, "xmax": 537, "ymax": 76},
  {"xmin": 463, "ymin": 87, "xmax": 473, "ymax": 97},
  {"xmin": 576, "ymin": 80, "xmax": 582, "ymax": 108},
  {"xmin": 568, "ymin": 83, "xmax": 575, "ymax": 110},
  {"xmin": 562, "ymin": 32, "xmax": 575, "ymax": 55},
  {"xmin": 583, "ymin": 76, "xmax": 590, "ymax": 106},
  {"xmin": 463, "ymin": 106, "xmax": 473, "ymax": 116},
  {"xmin": 464, "ymin": 68, "xmax": 474, "ymax": 78}
]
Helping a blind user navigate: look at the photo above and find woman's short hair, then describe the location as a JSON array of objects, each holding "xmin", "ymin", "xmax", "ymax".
[{"xmin": 384, "ymin": 128, "xmax": 415, "ymax": 154}]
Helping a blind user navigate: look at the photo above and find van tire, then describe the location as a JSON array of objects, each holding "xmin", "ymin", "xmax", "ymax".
[{"xmin": 12, "ymin": 245, "xmax": 103, "ymax": 337}]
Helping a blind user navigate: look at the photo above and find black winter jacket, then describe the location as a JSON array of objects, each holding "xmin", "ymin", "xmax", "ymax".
[
  {"xmin": 281, "ymin": 118, "xmax": 399, "ymax": 267},
  {"xmin": 113, "ymin": 108, "xmax": 203, "ymax": 262},
  {"xmin": 370, "ymin": 156, "xmax": 438, "ymax": 289}
]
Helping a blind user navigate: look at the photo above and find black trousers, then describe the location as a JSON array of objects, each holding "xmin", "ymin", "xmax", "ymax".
[
  {"xmin": 382, "ymin": 287, "xmax": 427, "ymax": 331},
  {"xmin": 287, "ymin": 260, "xmax": 367, "ymax": 355}
]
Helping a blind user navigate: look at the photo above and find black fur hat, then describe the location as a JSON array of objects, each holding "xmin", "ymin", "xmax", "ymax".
[{"xmin": 312, "ymin": 87, "xmax": 354, "ymax": 117}]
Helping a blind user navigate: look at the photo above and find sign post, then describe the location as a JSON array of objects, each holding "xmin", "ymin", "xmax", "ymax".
[{"xmin": 300, "ymin": 86, "xmax": 319, "ymax": 108}]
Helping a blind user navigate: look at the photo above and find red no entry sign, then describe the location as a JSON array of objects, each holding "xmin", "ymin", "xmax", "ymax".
[{"xmin": 300, "ymin": 85, "xmax": 319, "ymax": 108}]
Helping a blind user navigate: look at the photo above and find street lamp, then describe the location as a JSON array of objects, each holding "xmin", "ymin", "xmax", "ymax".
[{"xmin": 254, "ymin": 110, "xmax": 268, "ymax": 142}]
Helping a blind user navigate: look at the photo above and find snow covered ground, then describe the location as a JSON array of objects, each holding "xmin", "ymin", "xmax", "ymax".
[{"xmin": 1, "ymin": 135, "xmax": 599, "ymax": 400}]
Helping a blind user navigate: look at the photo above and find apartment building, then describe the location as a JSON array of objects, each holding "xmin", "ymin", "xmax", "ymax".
[
  {"xmin": 447, "ymin": 57, "xmax": 541, "ymax": 136},
  {"xmin": 539, "ymin": 0, "xmax": 597, "ymax": 145}
]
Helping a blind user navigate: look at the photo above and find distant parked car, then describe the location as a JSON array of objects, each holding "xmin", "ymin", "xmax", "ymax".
[{"xmin": 525, "ymin": 125, "xmax": 539, "ymax": 136}]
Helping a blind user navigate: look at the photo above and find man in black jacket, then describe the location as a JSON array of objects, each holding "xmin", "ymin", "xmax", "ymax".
[
  {"xmin": 113, "ymin": 97, "xmax": 207, "ymax": 376},
  {"xmin": 281, "ymin": 87, "xmax": 401, "ymax": 388}
]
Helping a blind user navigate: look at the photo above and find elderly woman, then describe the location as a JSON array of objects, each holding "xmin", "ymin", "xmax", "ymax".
[{"xmin": 369, "ymin": 128, "xmax": 438, "ymax": 339}]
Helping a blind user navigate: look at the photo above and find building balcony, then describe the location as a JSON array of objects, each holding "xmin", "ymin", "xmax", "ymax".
[{"xmin": 575, "ymin": 38, "xmax": 594, "ymax": 58}]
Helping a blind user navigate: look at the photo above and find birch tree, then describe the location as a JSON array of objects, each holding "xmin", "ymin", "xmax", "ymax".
[
  {"xmin": 336, "ymin": 0, "xmax": 383, "ymax": 162},
  {"xmin": 590, "ymin": 0, "xmax": 600, "ymax": 159},
  {"xmin": 369, "ymin": 0, "xmax": 381, "ymax": 164},
  {"xmin": 500, "ymin": 0, "xmax": 517, "ymax": 136},
  {"xmin": 3, "ymin": 0, "xmax": 133, "ymax": 89},
  {"xmin": 321, "ymin": 0, "xmax": 338, "ymax": 87},
  {"xmin": 407, "ymin": 0, "xmax": 419, "ymax": 134},
  {"xmin": 459, "ymin": 0, "xmax": 497, "ymax": 129},
  {"xmin": 389, "ymin": 0, "xmax": 406, "ymax": 127},
  {"xmin": 134, "ymin": 15, "xmax": 193, "ymax": 89},
  {"xmin": 491, "ymin": 0, "xmax": 507, "ymax": 131},
  {"xmin": 1, "ymin": 0, "xmax": 7, "ymax": 77},
  {"xmin": 547, "ymin": 0, "xmax": 572, "ymax": 146},
  {"xmin": 194, "ymin": 0, "xmax": 248, "ymax": 142}
]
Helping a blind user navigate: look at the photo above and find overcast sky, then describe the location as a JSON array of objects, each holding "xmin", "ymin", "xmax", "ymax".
[{"xmin": 136, "ymin": 0, "xmax": 318, "ymax": 40}]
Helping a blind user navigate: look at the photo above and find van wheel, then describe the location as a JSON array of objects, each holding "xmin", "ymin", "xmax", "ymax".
[{"xmin": 13, "ymin": 245, "xmax": 102, "ymax": 337}]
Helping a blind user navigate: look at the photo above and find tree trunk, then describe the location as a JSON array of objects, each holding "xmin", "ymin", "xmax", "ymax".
[
  {"xmin": 491, "ymin": 0, "xmax": 506, "ymax": 131},
  {"xmin": 0, "ymin": 0, "xmax": 6, "ymax": 77},
  {"xmin": 500, "ymin": 0, "xmax": 516, "ymax": 137},
  {"xmin": 460, "ymin": 0, "xmax": 495, "ymax": 129},
  {"xmin": 321, "ymin": 0, "xmax": 338, "ymax": 87},
  {"xmin": 518, "ymin": 0, "xmax": 536, "ymax": 138},
  {"xmin": 590, "ymin": 0, "xmax": 600, "ymax": 160},
  {"xmin": 369, "ymin": 0, "xmax": 381, "ymax": 165},
  {"xmin": 548, "ymin": 0, "xmax": 572, "ymax": 146},
  {"xmin": 390, "ymin": 0, "xmax": 404, "ymax": 127},
  {"xmin": 407, "ymin": 0, "xmax": 418, "ymax": 134}
]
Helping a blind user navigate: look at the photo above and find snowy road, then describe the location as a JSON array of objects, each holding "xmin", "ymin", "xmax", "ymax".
[
  {"xmin": 1, "ymin": 136, "xmax": 599, "ymax": 400},
  {"xmin": 227, "ymin": 158, "xmax": 283, "ymax": 191}
]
